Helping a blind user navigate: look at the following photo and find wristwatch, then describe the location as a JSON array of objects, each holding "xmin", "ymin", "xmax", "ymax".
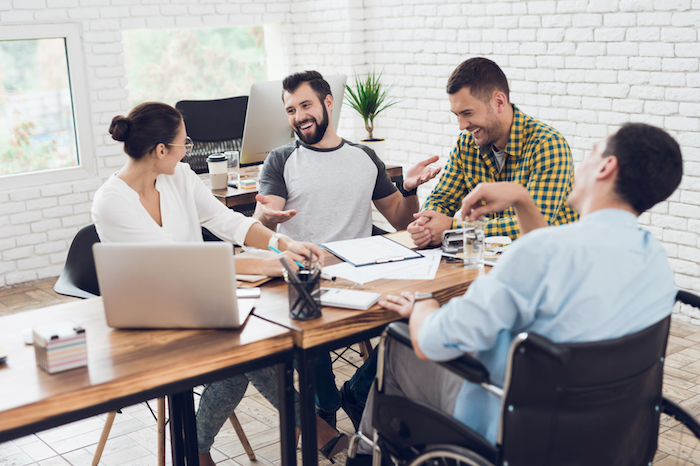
[
  {"xmin": 398, "ymin": 182, "xmax": 418, "ymax": 197},
  {"xmin": 268, "ymin": 232, "xmax": 284, "ymax": 250},
  {"xmin": 414, "ymin": 292, "xmax": 436, "ymax": 301}
]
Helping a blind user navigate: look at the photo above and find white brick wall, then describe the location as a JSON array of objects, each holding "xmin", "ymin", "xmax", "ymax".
[{"xmin": 1, "ymin": 1, "xmax": 700, "ymax": 321}]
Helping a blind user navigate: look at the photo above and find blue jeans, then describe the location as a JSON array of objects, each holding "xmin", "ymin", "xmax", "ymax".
[
  {"xmin": 196, "ymin": 366, "xmax": 300, "ymax": 453},
  {"xmin": 315, "ymin": 352, "xmax": 342, "ymax": 414},
  {"xmin": 345, "ymin": 346, "xmax": 377, "ymax": 406}
]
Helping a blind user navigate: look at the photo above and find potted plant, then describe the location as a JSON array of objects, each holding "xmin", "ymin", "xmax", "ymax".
[{"xmin": 345, "ymin": 70, "xmax": 398, "ymax": 160}]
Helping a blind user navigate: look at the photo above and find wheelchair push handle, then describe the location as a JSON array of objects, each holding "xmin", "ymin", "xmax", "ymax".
[{"xmin": 519, "ymin": 332, "xmax": 572, "ymax": 364}]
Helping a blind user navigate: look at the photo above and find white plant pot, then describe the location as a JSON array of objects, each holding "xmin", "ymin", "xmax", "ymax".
[{"xmin": 360, "ymin": 139, "xmax": 386, "ymax": 161}]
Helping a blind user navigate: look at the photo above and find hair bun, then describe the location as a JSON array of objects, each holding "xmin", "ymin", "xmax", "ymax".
[{"xmin": 109, "ymin": 115, "xmax": 131, "ymax": 142}]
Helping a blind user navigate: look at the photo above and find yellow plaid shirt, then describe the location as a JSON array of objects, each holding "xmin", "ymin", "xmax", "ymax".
[{"xmin": 423, "ymin": 105, "xmax": 579, "ymax": 239}]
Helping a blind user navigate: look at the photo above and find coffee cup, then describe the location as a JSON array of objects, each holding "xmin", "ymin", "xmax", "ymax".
[{"xmin": 207, "ymin": 153, "xmax": 228, "ymax": 190}]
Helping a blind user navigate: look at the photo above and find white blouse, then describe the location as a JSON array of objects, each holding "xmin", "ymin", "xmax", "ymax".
[{"xmin": 91, "ymin": 162, "xmax": 259, "ymax": 245}]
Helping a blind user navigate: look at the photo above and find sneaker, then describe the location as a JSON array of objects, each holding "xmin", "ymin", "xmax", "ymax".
[
  {"xmin": 317, "ymin": 407, "xmax": 337, "ymax": 429},
  {"xmin": 340, "ymin": 381, "xmax": 365, "ymax": 431}
]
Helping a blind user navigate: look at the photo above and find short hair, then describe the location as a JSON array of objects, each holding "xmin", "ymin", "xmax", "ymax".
[
  {"xmin": 109, "ymin": 102, "xmax": 182, "ymax": 160},
  {"xmin": 446, "ymin": 57, "xmax": 510, "ymax": 102},
  {"xmin": 603, "ymin": 123, "xmax": 683, "ymax": 214},
  {"xmin": 282, "ymin": 70, "xmax": 332, "ymax": 103}
]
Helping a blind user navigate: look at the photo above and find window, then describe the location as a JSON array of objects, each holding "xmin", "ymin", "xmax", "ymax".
[
  {"xmin": 0, "ymin": 23, "xmax": 95, "ymax": 190},
  {"xmin": 123, "ymin": 26, "xmax": 269, "ymax": 108}
]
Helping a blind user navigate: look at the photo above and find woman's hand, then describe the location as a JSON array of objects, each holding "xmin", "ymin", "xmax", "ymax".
[
  {"xmin": 259, "ymin": 250, "xmax": 302, "ymax": 277},
  {"xmin": 280, "ymin": 239, "xmax": 325, "ymax": 267}
]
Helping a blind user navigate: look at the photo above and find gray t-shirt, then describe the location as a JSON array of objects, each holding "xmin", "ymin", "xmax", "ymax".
[{"xmin": 258, "ymin": 139, "xmax": 397, "ymax": 243}]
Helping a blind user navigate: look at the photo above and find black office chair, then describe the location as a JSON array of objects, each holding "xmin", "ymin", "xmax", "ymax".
[
  {"xmin": 175, "ymin": 96, "xmax": 248, "ymax": 173},
  {"xmin": 349, "ymin": 291, "xmax": 700, "ymax": 466},
  {"xmin": 54, "ymin": 223, "xmax": 100, "ymax": 299},
  {"xmin": 53, "ymin": 224, "xmax": 254, "ymax": 465}
]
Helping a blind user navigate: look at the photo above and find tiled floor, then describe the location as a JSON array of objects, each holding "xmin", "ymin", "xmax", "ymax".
[{"xmin": 2, "ymin": 279, "xmax": 700, "ymax": 465}]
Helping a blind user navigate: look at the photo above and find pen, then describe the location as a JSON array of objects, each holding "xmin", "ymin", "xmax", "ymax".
[
  {"xmin": 269, "ymin": 245, "xmax": 305, "ymax": 268},
  {"xmin": 375, "ymin": 256, "xmax": 404, "ymax": 264}
]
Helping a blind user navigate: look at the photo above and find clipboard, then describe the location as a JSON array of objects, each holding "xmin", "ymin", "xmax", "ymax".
[{"xmin": 322, "ymin": 235, "xmax": 423, "ymax": 267}]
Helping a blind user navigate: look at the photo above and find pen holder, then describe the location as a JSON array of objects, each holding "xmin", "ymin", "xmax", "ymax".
[{"xmin": 285, "ymin": 270, "xmax": 322, "ymax": 320}]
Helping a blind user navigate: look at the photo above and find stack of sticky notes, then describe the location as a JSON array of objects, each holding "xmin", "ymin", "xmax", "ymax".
[
  {"xmin": 33, "ymin": 320, "xmax": 87, "ymax": 374},
  {"xmin": 239, "ymin": 179, "xmax": 257, "ymax": 189}
]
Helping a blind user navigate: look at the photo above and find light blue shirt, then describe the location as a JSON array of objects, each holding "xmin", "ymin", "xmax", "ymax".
[{"xmin": 418, "ymin": 209, "xmax": 676, "ymax": 445}]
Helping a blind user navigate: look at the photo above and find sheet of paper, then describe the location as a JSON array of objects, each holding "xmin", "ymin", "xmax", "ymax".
[
  {"xmin": 323, "ymin": 249, "xmax": 442, "ymax": 285},
  {"xmin": 322, "ymin": 236, "xmax": 422, "ymax": 266}
]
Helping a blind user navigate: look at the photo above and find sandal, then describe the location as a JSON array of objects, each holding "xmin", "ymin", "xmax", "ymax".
[{"xmin": 319, "ymin": 433, "xmax": 350, "ymax": 460}]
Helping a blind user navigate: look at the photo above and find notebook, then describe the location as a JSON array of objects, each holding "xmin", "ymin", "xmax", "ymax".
[
  {"xmin": 93, "ymin": 242, "xmax": 255, "ymax": 329},
  {"xmin": 319, "ymin": 288, "xmax": 382, "ymax": 311}
]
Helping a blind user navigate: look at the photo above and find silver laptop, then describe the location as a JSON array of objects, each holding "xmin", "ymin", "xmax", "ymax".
[
  {"xmin": 239, "ymin": 74, "xmax": 347, "ymax": 166},
  {"xmin": 93, "ymin": 242, "xmax": 255, "ymax": 329}
]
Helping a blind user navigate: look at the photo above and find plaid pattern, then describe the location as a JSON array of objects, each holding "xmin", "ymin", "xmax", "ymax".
[{"xmin": 423, "ymin": 105, "xmax": 579, "ymax": 239}]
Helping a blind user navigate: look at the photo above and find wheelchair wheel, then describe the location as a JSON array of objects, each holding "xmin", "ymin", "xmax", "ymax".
[
  {"xmin": 407, "ymin": 445, "xmax": 494, "ymax": 466},
  {"xmin": 658, "ymin": 398, "xmax": 700, "ymax": 464}
]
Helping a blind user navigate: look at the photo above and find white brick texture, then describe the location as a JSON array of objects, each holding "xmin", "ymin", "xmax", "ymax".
[{"xmin": 1, "ymin": 0, "xmax": 700, "ymax": 309}]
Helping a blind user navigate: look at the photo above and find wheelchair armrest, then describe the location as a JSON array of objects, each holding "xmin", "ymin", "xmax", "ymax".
[
  {"xmin": 677, "ymin": 289, "xmax": 700, "ymax": 308},
  {"xmin": 385, "ymin": 322, "xmax": 492, "ymax": 385},
  {"xmin": 386, "ymin": 321, "xmax": 412, "ymax": 347}
]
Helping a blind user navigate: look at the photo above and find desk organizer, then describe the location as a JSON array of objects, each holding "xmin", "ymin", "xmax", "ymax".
[{"xmin": 33, "ymin": 320, "xmax": 87, "ymax": 374}]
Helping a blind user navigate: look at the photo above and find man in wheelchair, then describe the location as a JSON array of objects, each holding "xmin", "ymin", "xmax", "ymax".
[{"xmin": 349, "ymin": 123, "xmax": 685, "ymax": 466}]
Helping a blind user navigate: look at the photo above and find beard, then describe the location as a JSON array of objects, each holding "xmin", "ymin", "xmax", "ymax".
[
  {"xmin": 294, "ymin": 104, "xmax": 329, "ymax": 145},
  {"xmin": 475, "ymin": 107, "xmax": 505, "ymax": 152}
]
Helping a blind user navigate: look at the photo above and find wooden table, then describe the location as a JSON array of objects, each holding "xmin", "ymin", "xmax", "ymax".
[
  {"xmin": 199, "ymin": 165, "xmax": 405, "ymax": 210},
  {"xmin": 253, "ymin": 254, "xmax": 484, "ymax": 466},
  {"xmin": 0, "ymin": 298, "xmax": 296, "ymax": 466}
]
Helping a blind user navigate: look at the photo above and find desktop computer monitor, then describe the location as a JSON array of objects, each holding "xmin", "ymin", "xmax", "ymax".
[{"xmin": 239, "ymin": 74, "xmax": 347, "ymax": 166}]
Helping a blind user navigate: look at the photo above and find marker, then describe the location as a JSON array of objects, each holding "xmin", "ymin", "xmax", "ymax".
[{"xmin": 268, "ymin": 245, "xmax": 304, "ymax": 268}]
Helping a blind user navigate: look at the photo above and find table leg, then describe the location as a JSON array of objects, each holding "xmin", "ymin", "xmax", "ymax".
[
  {"xmin": 296, "ymin": 348, "xmax": 318, "ymax": 466},
  {"xmin": 169, "ymin": 390, "xmax": 199, "ymax": 466},
  {"xmin": 278, "ymin": 359, "xmax": 296, "ymax": 466}
]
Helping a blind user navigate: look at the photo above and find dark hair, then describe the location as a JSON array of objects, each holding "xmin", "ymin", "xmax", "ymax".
[
  {"xmin": 282, "ymin": 70, "xmax": 332, "ymax": 103},
  {"xmin": 446, "ymin": 57, "xmax": 510, "ymax": 102},
  {"xmin": 603, "ymin": 123, "xmax": 683, "ymax": 214},
  {"xmin": 109, "ymin": 102, "xmax": 183, "ymax": 160}
]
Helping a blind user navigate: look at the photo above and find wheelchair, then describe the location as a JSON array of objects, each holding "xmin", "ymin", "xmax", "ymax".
[{"xmin": 349, "ymin": 290, "xmax": 700, "ymax": 466}]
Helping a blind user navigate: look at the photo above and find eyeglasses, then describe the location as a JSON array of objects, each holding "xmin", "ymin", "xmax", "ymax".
[{"xmin": 167, "ymin": 136, "xmax": 194, "ymax": 156}]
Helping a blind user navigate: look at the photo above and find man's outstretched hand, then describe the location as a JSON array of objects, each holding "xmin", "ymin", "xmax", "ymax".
[
  {"xmin": 403, "ymin": 155, "xmax": 442, "ymax": 191},
  {"xmin": 255, "ymin": 194, "xmax": 297, "ymax": 225}
]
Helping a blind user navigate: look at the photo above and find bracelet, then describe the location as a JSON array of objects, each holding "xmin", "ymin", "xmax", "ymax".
[
  {"xmin": 398, "ymin": 183, "xmax": 417, "ymax": 197},
  {"xmin": 268, "ymin": 232, "xmax": 284, "ymax": 250}
]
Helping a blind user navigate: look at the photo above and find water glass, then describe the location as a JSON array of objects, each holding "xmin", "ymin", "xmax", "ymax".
[
  {"xmin": 224, "ymin": 150, "xmax": 240, "ymax": 187},
  {"xmin": 462, "ymin": 218, "xmax": 485, "ymax": 269}
]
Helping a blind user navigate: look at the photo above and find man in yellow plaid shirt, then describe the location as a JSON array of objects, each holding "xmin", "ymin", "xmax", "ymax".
[{"xmin": 408, "ymin": 57, "xmax": 579, "ymax": 247}]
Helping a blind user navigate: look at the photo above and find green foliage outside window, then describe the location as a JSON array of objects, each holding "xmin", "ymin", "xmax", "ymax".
[
  {"xmin": 0, "ymin": 38, "xmax": 79, "ymax": 176},
  {"xmin": 124, "ymin": 26, "xmax": 267, "ymax": 108}
]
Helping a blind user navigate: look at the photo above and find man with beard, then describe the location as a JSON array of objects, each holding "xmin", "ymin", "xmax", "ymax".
[
  {"xmin": 254, "ymin": 70, "xmax": 441, "ymax": 428},
  {"xmin": 254, "ymin": 70, "xmax": 441, "ymax": 244},
  {"xmin": 407, "ymin": 57, "xmax": 579, "ymax": 248}
]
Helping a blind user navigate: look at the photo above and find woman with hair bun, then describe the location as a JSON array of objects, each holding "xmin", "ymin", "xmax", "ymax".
[
  {"xmin": 92, "ymin": 102, "xmax": 347, "ymax": 465},
  {"xmin": 95, "ymin": 101, "xmax": 320, "ymax": 276}
]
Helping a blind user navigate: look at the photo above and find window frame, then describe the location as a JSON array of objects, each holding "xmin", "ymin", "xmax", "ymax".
[{"xmin": 0, "ymin": 23, "xmax": 96, "ymax": 190}]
